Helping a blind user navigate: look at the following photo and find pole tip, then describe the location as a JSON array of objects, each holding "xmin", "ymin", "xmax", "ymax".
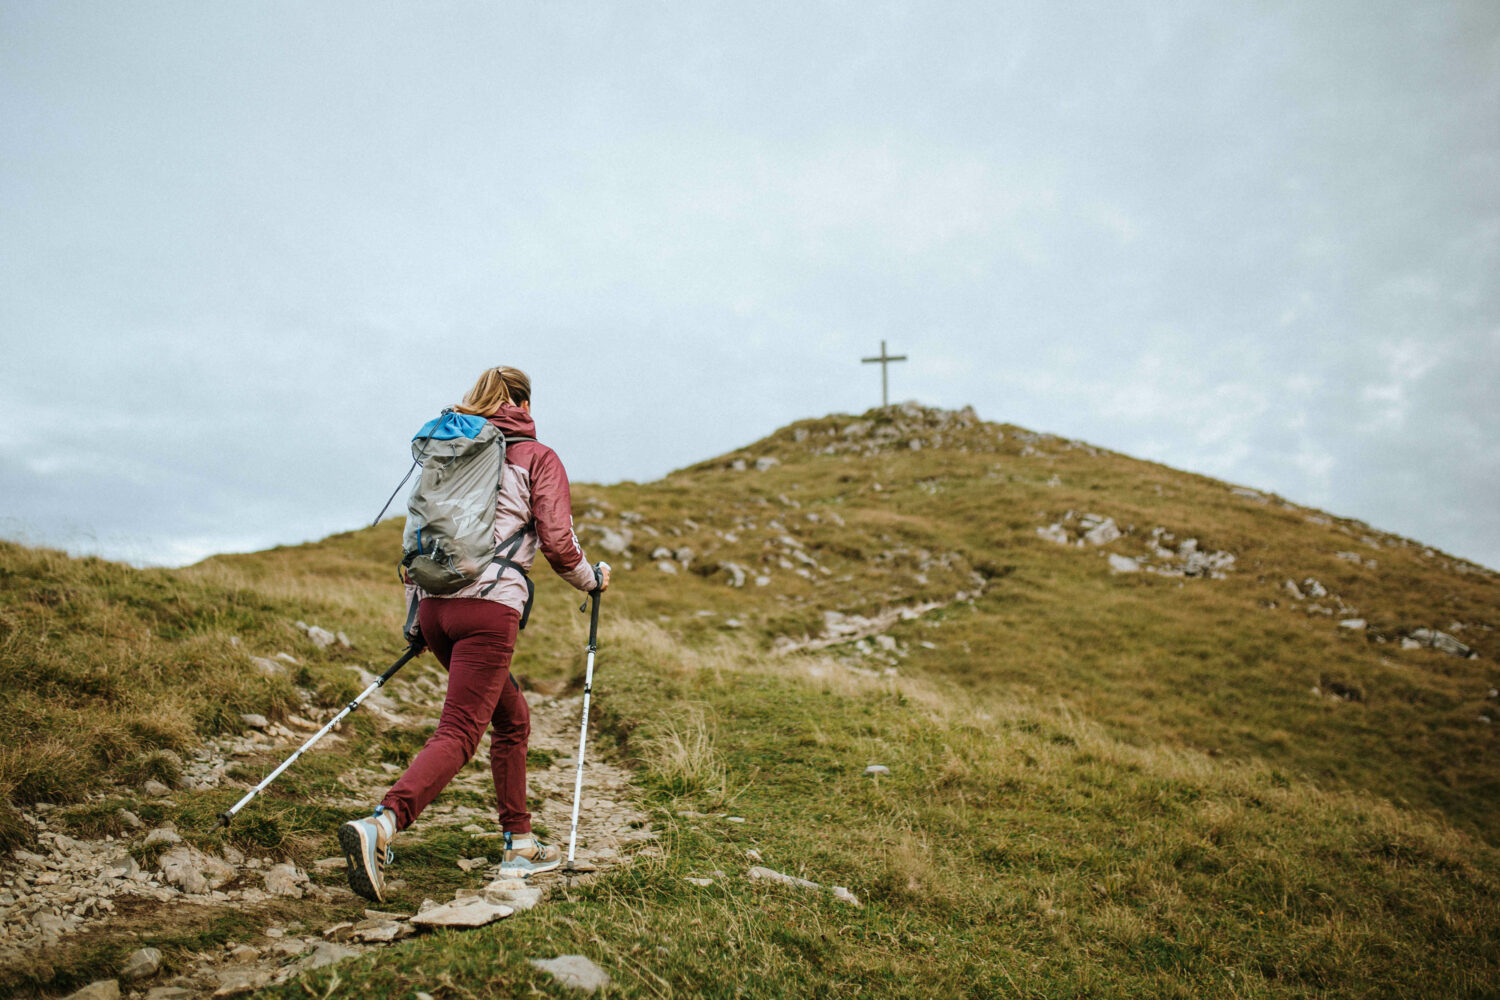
[{"xmin": 216, "ymin": 812, "xmax": 231, "ymax": 829}]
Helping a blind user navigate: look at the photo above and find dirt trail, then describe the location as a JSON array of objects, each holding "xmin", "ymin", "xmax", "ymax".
[{"xmin": 0, "ymin": 660, "xmax": 653, "ymax": 998}]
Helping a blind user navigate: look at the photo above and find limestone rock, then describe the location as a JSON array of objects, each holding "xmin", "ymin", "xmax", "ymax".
[
  {"xmin": 250, "ymin": 657, "xmax": 284, "ymax": 677},
  {"xmin": 832, "ymin": 886, "xmax": 862, "ymax": 907},
  {"xmin": 143, "ymin": 827, "xmax": 182, "ymax": 848},
  {"xmin": 864, "ymin": 765, "xmax": 890, "ymax": 776},
  {"xmin": 685, "ymin": 877, "xmax": 714, "ymax": 887},
  {"xmin": 1339, "ymin": 619, "xmax": 1367, "ymax": 630},
  {"xmin": 748, "ymin": 866, "xmax": 821, "ymax": 890},
  {"xmin": 263, "ymin": 862, "xmax": 308, "ymax": 898},
  {"xmin": 302, "ymin": 940, "xmax": 362, "ymax": 970},
  {"xmin": 1409, "ymin": 628, "xmax": 1473, "ymax": 657},
  {"xmin": 239, "ymin": 713, "xmax": 269, "ymax": 730},
  {"xmin": 121, "ymin": 946, "xmax": 162, "ymax": 981},
  {"xmin": 350, "ymin": 918, "xmax": 415, "ymax": 943},
  {"xmin": 64, "ymin": 981, "xmax": 120, "ymax": 1000},
  {"xmin": 482, "ymin": 878, "xmax": 544, "ymax": 911},
  {"xmin": 160, "ymin": 846, "xmax": 234, "ymax": 895},
  {"xmin": 1036, "ymin": 524, "xmax": 1070, "ymax": 546},
  {"xmin": 212, "ymin": 967, "xmax": 271, "ymax": 997},
  {"xmin": 142, "ymin": 779, "xmax": 172, "ymax": 798},
  {"xmin": 529, "ymin": 955, "xmax": 611, "ymax": 993},
  {"xmin": 409, "ymin": 898, "xmax": 514, "ymax": 928},
  {"xmin": 722, "ymin": 562, "xmax": 747, "ymax": 588},
  {"xmin": 1108, "ymin": 554, "xmax": 1140, "ymax": 574},
  {"xmin": 1083, "ymin": 518, "xmax": 1121, "ymax": 546},
  {"xmin": 754, "ymin": 456, "xmax": 780, "ymax": 471},
  {"xmin": 594, "ymin": 527, "xmax": 632, "ymax": 555}
]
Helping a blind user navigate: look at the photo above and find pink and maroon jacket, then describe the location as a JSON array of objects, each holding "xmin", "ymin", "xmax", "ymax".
[{"xmin": 405, "ymin": 404, "xmax": 597, "ymax": 616}]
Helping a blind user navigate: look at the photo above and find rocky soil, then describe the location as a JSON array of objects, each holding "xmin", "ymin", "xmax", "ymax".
[{"xmin": 1, "ymin": 658, "xmax": 653, "ymax": 999}]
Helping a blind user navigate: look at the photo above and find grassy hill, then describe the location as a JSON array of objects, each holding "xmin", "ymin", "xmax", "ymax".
[{"xmin": 1, "ymin": 403, "xmax": 1497, "ymax": 998}]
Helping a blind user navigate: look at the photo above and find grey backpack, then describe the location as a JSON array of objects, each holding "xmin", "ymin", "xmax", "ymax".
[{"xmin": 394, "ymin": 411, "xmax": 533, "ymax": 611}]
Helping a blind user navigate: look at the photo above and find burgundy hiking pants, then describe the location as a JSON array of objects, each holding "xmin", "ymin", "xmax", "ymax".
[{"xmin": 381, "ymin": 598, "xmax": 532, "ymax": 834}]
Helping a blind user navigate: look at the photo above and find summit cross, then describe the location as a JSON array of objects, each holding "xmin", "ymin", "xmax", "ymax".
[{"xmin": 861, "ymin": 340, "xmax": 908, "ymax": 408}]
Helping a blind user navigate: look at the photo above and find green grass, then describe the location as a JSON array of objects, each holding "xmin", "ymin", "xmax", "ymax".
[
  {"xmin": 2, "ymin": 403, "xmax": 1497, "ymax": 997},
  {"xmin": 260, "ymin": 620, "xmax": 1500, "ymax": 999}
]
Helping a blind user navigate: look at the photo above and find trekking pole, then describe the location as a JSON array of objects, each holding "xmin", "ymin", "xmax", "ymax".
[
  {"xmin": 216, "ymin": 642, "xmax": 423, "ymax": 828},
  {"xmin": 564, "ymin": 565, "xmax": 608, "ymax": 869}
]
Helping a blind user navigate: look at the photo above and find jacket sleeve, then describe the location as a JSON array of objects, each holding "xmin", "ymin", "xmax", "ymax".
[{"xmin": 529, "ymin": 447, "xmax": 599, "ymax": 593}]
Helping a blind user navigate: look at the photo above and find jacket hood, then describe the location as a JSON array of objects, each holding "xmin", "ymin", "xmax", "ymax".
[{"xmin": 488, "ymin": 403, "xmax": 537, "ymax": 439}]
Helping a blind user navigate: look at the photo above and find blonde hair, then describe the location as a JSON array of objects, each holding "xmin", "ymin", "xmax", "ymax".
[{"xmin": 454, "ymin": 366, "xmax": 531, "ymax": 416}]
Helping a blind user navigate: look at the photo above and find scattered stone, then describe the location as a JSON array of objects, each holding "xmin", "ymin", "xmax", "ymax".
[
  {"xmin": 263, "ymin": 863, "xmax": 308, "ymax": 898},
  {"xmin": 456, "ymin": 856, "xmax": 489, "ymax": 872},
  {"xmin": 102, "ymin": 854, "xmax": 141, "ymax": 880},
  {"xmin": 239, "ymin": 713, "xmax": 269, "ymax": 730},
  {"xmin": 754, "ymin": 456, "xmax": 781, "ymax": 471},
  {"xmin": 1408, "ymin": 628, "xmax": 1474, "ymax": 658},
  {"xmin": 351, "ymin": 918, "xmax": 416, "ymax": 943},
  {"xmin": 561, "ymin": 860, "xmax": 598, "ymax": 873},
  {"xmin": 832, "ymin": 886, "xmax": 862, "ymax": 907},
  {"xmin": 143, "ymin": 827, "xmax": 182, "ymax": 848},
  {"xmin": 313, "ymin": 857, "xmax": 347, "ymax": 871},
  {"xmin": 1301, "ymin": 578, "xmax": 1328, "ymax": 598},
  {"xmin": 249, "ymin": 657, "xmax": 284, "ymax": 677},
  {"xmin": 749, "ymin": 866, "xmax": 822, "ymax": 890},
  {"xmin": 483, "ymin": 878, "xmax": 544, "ymax": 910},
  {"xmin": 1083, "ymin": 518, "xmax": 1121, "ymax": 546},
  {"xmin": 594, "ymin": 527, "xmax": 632, "ymax": 555},
  {"xmin": 1339, "ymin": 619, "xmax": 1367, "ymax": 631},
  {"xmin": 160, "ymin": 846, "xmax": 235, "ymax": 895},
  {"xmin": 746, "ymin": 849, "xmax": 763, "ymax": 862},
  {"xmin": 725, "ymin": 816, "xmax": 746, "ymax": 823},
  {"xmin": 864, "ymin": 765, "xmax": 890, "ymax": 776},
  {"xmin": 142, "ymin": 779, "xmax": 172, "ymax": 798},
  {"xmin": 656, "ymin": 560, "xmax": 678, "ymax": 574},
  {"xmin": 685, "ymin": 877, "xmax": 714, "ymax": 887},
  {"xmin": 529, "ymin": 955, "xmax": 611, "ymax": 993},
  {"xmin": 337, "ymin": 631, "xmax": 353, "ymax": 647},
  {"xmin": 1108, "ymin": 554, "xmax": 1140, "ymax": 574},
  {"xmin": 145, "ymin": 989, "xmax": 192, "ymax": 1000},
  {"xmin": 297, "ymin": 623, "xmax": 337, "ymax": 648},
  {"xmin": 212, "ymin": 967, "xmax": 271, "ymax": 997},
  {"xmin": 409, "ymin": 898, "xmax": 514, "ymax": 928},
  {"xmin": 117, "ymin": 808, "xmax": 143, "ymax": 829},
  {"xmin": 227, "ymin": 944, "xmax": 260, "ymax": 963},
  {"xmin": 121, "ymin": 946, "xmax": 162, "ymax": 981},
  {"xmin": 64, "ymin": 981, "xmax": 120, "ymax": 1000},
  {"xmin": 302, "ymin": 940, "xmax": 362, "ymax": 970},
  {"xmin": 1036, "ymin": 524, "xmax": 1070, "ymax": 546},
  {"xmin": 722, "ymin": 562, "xmax": 747, "ymax": 588}
]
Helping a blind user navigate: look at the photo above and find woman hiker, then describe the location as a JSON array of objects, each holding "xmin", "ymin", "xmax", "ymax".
[{"xmin": 340, "ymin": 365, "xmax": 611, "ymax": 903}]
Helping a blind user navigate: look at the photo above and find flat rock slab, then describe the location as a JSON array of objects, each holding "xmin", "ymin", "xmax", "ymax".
[
  {"xmin": 121, "ymin": 946, "xmax": 163, "ymax": 980},
  {"xmin": 530, "ymin": 955, "xmax": 610, "ymax": 993},
  {"xmin": 410, "ymin": 898, "xmax": 514, "ymax": 928},
  {"xmin": 748, "ymin": 865, "xmax": 821, "ymax": 890},
  {"xmin": 64, "ymin": 982, "xmax": 120, "ymax": 1000}
]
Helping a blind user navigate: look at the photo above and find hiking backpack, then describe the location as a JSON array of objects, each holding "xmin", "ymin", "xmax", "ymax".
[{"xmin": 394, "ymin": 411, "xmax": 535, "ymax": 623}]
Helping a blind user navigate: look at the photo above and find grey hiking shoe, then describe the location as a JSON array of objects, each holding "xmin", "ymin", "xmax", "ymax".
[
  {"xmin": 340, "ymin": 806, "xmax": 396, "ymax": 902},
  {"xmin": 499, "ymin": 831, "xmax": 562, "ymax": 877}
]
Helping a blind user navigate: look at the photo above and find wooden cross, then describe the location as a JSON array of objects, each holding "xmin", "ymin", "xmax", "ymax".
[{"xmin": 861, "ymin": 340, "xmax": 907, "ymax": 407}]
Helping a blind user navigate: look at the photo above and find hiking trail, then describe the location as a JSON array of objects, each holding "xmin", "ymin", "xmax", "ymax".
[{"xmin": 0, "ymin": 654, "xmax": 654, "ymax": 998}]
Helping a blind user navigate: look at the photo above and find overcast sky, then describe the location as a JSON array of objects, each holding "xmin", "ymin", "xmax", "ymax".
[{"xmin": 3, "ymin": 2, "xmax": 1497, "ymax": 570}]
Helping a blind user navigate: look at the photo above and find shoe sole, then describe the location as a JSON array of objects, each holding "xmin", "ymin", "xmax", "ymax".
[{"xmin": 339, "ymin": 822, "xmax": 384, "ymax": 902}]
